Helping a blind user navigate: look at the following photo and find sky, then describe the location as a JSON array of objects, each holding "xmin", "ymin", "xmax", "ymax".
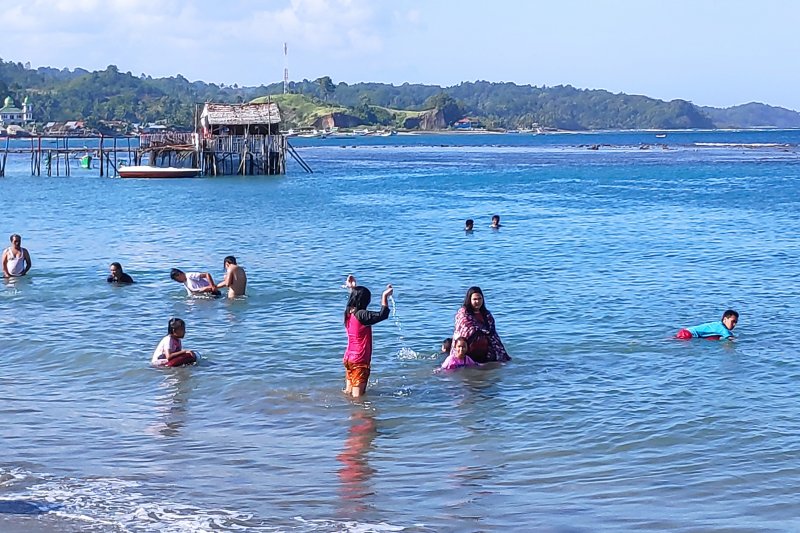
[{"xmin": 2, "ymin": 0, "xmax": 800, "ymax": 110}]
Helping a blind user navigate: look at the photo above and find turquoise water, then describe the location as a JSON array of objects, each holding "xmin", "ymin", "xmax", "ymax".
[{"xmin": 2, "ymin": 131, "xmax": 800, "ymax": 531}]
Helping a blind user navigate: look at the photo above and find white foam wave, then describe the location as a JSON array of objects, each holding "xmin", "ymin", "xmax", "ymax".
[
  {"xmin": 293, "ymin": 517, "xmax": 407, "ymax": 532},
  {"xmin": 1, "ymin": 470, "xmax": 262, "ymax": 532},
  {"xmin": 693, "ymin": 142, "xmax": 791, "ymax": 148},
  {"xmin": 0, "ymin": 467, "xmax": 411, "ymax": 532}
]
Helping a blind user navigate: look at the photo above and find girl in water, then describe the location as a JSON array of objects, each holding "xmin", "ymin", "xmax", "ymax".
[
  {"xmin": 343, "ymin": 283, "xmax": 393, "ymax": 397},
  {"xmin": 151, "ymin": 318, "xmax": 197, "ymax": 367},
  {"xmin": 440, "ymin": 337, "xmax": 480, "ymax": 371},
  {"xmin": 451, "ymin": 286, "xmax": 511, "ymax": 363}
]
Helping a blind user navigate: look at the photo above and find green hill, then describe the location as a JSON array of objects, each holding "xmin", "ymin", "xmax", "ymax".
[
  {"xmin": 700, "ymin": 102, "xmax": 800, "ymax": 128},
  {"xmin": 250, "ymin": 93, "xmax": 349, "ymax": 127},
  {"xmin": 1, "ymin": 58, "xmax": 797, "ymax": 131}
]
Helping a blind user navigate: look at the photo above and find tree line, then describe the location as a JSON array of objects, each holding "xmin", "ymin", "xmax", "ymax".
[{"xmin": 3, "ymin": 59, "xmax": 795, "ymax": 131}]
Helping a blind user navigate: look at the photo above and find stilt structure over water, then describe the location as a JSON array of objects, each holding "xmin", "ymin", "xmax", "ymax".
[
  {"xmin": 137, "ymin": 101, "xmax": 310, "ymax": 176},
  {"xmin": 0, "ymin": 135, "xmax": 137, "ymax": 177},
  {"xmin": 0, "ymin": 101, "xmax": 312, "ymax": 177}
]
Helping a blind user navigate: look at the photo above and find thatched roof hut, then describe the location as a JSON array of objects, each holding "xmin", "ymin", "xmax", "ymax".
[{"xmin": 200, "ymin": 102, "xmax": 282, "ymax": 136}]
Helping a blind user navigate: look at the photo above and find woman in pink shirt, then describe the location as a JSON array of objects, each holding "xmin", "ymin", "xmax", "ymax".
[{"xmin": 342, "ymin": 283, "xmax": 393, "ymax": 397}]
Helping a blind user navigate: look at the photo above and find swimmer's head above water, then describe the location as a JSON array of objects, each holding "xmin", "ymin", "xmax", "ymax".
[
  {"xmin": 441, "ymin": 337, "xmax": 453, "ymax": 353},
  {"xmin": 722, "ymin": 309, "xmax": 739, "ymax": 330},
  {"xmin": 170, "ymin": 268, "xmax": 187, "ymax": 283}
]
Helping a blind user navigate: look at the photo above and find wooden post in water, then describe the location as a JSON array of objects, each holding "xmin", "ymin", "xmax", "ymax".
[
  {"xmin": 65, "ymin": 136, "xmax": 70, "ymax": 177},
  {"xmin": 99, "ymin": 135, "xmax": 104, "ymax": 177},
  {"xmin": 113, "ymin": 137, "xmax": 117, "ymax": 172},
  {"xmin": 1, "ymin": 136, "xmax": 8, "ymax": 177}
]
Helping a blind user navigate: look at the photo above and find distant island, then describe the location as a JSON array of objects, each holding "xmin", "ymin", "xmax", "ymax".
[{"xmin": 1, "ymin": 59, "xmax": 800, "ymax": 134}]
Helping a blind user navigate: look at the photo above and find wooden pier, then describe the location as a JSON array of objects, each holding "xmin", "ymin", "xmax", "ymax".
[
  {"xmin": 138, "ymin": 132, "xmax": 303, "ymax": 176},
  {"xmin": 0, "ymin": 100, "xmax": 312, "ymax": 177},
  {"xmin": 0, "ymin": 135, "xmax": 136, "ymax": 177},
  {"xmin": 0, "ymin": 132, "xmax": 310, "ymax": 177}
]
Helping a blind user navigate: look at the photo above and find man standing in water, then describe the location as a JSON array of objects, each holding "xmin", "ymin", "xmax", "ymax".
[
  {"xmin": 215, "ymin": 255, "xmax": 247, "ymax": 298},
  {"xmin": 2, "ymin": 234, "xmax": 32, "ymax": 277}
]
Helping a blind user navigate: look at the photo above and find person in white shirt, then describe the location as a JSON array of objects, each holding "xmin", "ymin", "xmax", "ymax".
[
  {"xmin": 2, "ymin": 234, "xmax": 31, "ymax": 277},
  {"xmin": 170, "ymin": 268, "xmax": 221, "ymax": 296}
]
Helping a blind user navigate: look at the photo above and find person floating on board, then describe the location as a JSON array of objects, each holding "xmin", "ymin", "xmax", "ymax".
[
  {"xmin": 215, "ymin": 255, "xmax": 247, "ymax": 298},
  {"xmin": 170, "ymin": 268, "xmax": 221, "ymax": 296},
  {"xmin": 675, "ymin": 310, "xmax": 739, "ymax": 340},
  {"xmin": 2, "ymin": 234, "xmax": 32, "ymax": 277},
  {"xmin": 490, "ymin": 214, "xmax": 502, "ymax": 229},
  {"xmin": 107, "ymin": 262, "xmax": 134, "ymax": 284},
  {"xmin": 342, "ymin": 283, "xmax": 393, "ymax": 398},
  {"xmin": 151, "ymin": 318, "xmax": 197, "ymax": 367},
  {"xmin": 440, "ymin": 337, "xmax": 480, "ymax": 371}
]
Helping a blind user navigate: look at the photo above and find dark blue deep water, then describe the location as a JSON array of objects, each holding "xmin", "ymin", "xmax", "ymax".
[{"xmin": 1, "ymin": 130, "xmax": 800, "ymax": 532}]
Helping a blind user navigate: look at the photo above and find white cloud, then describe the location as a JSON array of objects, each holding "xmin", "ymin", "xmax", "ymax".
[{"xmin": 0, "ymin": 0, "xmax": 385, "ymax": 82}]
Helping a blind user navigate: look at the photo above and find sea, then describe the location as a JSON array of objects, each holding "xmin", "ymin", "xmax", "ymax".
[{"xmin": 1, "ymin": 129, "xmax": 800, "ymax": 532}]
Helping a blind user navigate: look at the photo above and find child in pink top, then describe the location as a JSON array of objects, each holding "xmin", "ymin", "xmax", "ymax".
[
  {"xmin": 151, "ymin": 318, "xmax": 197, "ymax": 367},
  {"xmin": 440, "ymin": 337, "xmax": 480, "ymax": 371}
]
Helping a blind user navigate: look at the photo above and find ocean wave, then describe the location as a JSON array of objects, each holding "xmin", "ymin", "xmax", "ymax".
[{"xmin": 693, "ymin": 142, "xmax": 792, "ymax": 148}]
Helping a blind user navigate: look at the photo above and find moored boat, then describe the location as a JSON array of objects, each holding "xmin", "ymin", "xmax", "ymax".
[{"xmin": 118, "ymin": 165, "xmax": 201, "ymax": 178}]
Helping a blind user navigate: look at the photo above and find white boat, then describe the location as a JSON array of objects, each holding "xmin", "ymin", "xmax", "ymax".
[{"xmin": 118, "ymin": 166, "xmax": 201, "ymax": 179}]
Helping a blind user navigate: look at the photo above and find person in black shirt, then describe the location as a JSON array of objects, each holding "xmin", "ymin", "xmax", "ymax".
[{"xmin": 107, "ymin": 262, "xmax": 134, "ymax": 284}]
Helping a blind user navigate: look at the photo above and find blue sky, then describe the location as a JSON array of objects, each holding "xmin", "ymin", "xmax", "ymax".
[{"xmin": 3, "ymin": 0, "xmax": 799, "ymax": 110}]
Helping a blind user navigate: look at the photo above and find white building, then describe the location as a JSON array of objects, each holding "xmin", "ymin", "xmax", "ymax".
[{"xmin": 0, "ymin": 96, "xmax": 32, "ymax": 126}]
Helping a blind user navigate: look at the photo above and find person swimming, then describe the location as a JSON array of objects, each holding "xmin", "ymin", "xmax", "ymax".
[
  {"xmin": 675, "ymin": 310, "xmax": 739, "ymax": 340},
  {"xmin": 107, "ymin": 262, "xmax": 134, "ymax": 284},
  {"xmin": 441, "ymin": 337, "xmax": 453, "ymax": 354}
]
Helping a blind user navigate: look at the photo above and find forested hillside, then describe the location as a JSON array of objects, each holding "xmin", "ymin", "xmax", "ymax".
[
  {"xmin": 700, "ymin": 102, "xmax": 800, "ymax": 129},
  {"xmin": 1, "ymin": 58, "xmax": 797, "ymax": 130}
]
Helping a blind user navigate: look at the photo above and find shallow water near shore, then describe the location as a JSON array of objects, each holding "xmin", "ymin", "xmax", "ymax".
[{"xmin": 2, "ymin": 130, "xmax": 800, "ymax": 531}]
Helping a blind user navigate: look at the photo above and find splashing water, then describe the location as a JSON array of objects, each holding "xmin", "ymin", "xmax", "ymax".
[
  {"xmin": 397, "ymin": 347, "xmax": 420, "ymax": 359},
  {"xmin": 388, "ymin": 294, "xmax": 402, "ymax": 333}
]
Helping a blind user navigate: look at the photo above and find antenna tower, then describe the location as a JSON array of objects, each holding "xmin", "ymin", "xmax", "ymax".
[{"xmin": 283, "ymin": 42, "xmax": 289, "ymax": 94}]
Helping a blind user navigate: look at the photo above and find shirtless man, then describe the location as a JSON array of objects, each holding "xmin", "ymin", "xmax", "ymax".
[
  {"xmin": 2, "ymin": 234, "xmax": 32, "ymax": 277},
  {"xmin": 215, "ymin": 256, "xmax": 247, "ymax": 298}
]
